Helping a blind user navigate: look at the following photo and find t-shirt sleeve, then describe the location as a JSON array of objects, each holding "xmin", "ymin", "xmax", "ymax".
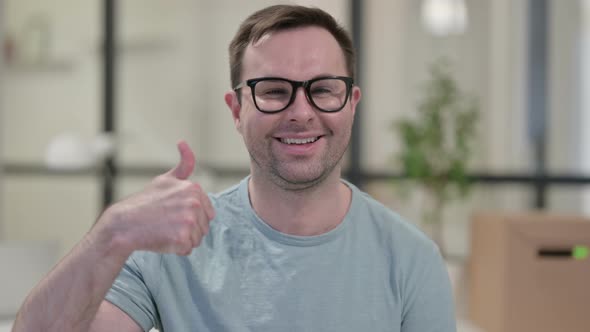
[
  {"xmin": 400, "ymin": 242, "xmax": 457, "ymax": 332},
  {"xmin": 105, "ymin": 252, "xmax": 161, "ymax": 331}
]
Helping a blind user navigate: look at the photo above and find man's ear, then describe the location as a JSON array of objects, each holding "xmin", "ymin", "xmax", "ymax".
[
  {"xmin": 350, "ymin": 86, "xmax": 362, "ymax": 117},
  {"xmin": 224, "ymin": 90, "xmax": 242, "ymax": 132}
]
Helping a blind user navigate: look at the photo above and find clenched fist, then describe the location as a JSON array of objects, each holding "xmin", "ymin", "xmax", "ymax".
[{"xmin": 95, "ymin": 141, "xmax": 216, "ymax": 256}]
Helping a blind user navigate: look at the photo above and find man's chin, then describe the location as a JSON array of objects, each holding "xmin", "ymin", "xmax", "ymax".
[{"xmin": 273, "ymin": 168, "xmax": 332, "ymax": 191}]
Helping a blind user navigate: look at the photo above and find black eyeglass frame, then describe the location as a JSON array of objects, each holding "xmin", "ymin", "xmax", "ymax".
[{"xmin": 233, "ymin": 76, "xmax": 354, "ymax": 114}]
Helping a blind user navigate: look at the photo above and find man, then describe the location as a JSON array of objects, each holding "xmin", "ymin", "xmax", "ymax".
[{"xmin": 12, "ymin": 5, "xmax": 455, "ymax": 332}]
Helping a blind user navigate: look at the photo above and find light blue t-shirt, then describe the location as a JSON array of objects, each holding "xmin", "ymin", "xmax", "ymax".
[{"xmin": 106, "ymin": 177, "xmax": 456, "ymax": 331}]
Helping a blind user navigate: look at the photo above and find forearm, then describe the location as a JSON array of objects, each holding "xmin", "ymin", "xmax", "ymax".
[{"xmin": 12, "ymin": 221, "xmax": 131, "ymax": 332}]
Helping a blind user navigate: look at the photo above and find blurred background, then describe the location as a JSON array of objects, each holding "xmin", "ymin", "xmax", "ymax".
[{"xmin": 0, "ymin": 0, "xmax": 588, "ymax": 331}]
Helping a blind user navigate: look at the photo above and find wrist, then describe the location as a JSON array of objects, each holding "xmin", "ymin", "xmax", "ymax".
[{"xmin": 88, "ymin": 207, "xmax": 135, "ymax": 262}]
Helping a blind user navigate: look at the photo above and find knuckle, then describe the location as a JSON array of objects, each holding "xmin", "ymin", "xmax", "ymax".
[
  {"xmin": 188, "ymin": 198, "xmax": 202, "ymax": 209},
  {"xmin": 181, "ymin": 214, "xmax": 196, "ymax": 227},
  {"xmin": 193, "ymin": 183, "xmax": 203, "ymax": 192},
  {"xmin": 173, "ymin": 181, "xmax": 192, "ymax": 196},
  {"xmin": 182, "ymin": 180, "xmax": 196, "ymax": 190},
  {"xmin": 173, "ymin": 229, "xmax": 192, "ymax": 246}
]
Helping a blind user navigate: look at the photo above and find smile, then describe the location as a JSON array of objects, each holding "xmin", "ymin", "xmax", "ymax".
[{"xmin": 279, "ymin": 137, "xmax": 320, "ymax": 145}]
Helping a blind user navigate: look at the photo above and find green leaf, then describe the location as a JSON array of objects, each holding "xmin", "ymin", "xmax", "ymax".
[{"xmin": 391, "ymin": 56, "xmax": 479, "ymax": 233}]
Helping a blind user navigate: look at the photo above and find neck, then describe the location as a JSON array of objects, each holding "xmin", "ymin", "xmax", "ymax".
[{"xmin": 248, "ymin": 171, "xmax": 352, "ymax": 236}]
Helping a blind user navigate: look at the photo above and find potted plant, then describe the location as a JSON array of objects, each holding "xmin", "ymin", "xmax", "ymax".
[{"xmin": 393, "ymin": 57, "xmax": 478, "ymax": 258}]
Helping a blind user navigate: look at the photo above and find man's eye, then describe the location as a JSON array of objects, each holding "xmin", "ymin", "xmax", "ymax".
[
  {"xmin": 311, "ymin": 87, "xmax": 333, "ymax": 95},
  {"xmin": 268, "ymin": 88, "xmax": 288, "ymax": 94},
  {"xmin": 259, "ymin": 88, "xmax": 289, "ymax": 97}
]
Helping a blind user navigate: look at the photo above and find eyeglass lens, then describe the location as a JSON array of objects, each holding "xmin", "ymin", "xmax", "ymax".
[{"xmin": 254, "ymin": 78, "xmax": 348, "ymax": 112}]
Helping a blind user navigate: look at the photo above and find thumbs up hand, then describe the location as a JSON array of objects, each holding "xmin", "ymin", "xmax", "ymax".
[
  {"xmin": 95, "ymin": 141, "xmax": 216, "ymax": 256},
  {"xmin": 170, "ymin": 140, "xmax": 196, "ymax": 180}
]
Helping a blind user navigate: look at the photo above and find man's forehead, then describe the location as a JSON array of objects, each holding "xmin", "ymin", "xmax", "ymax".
[
  {"xmin": 242, "ymin": 26, "xmax": 345, "ymax": 74},
  {"xmin": 251, "ymin": 32, "xmax": 272, "ymax": 48},
  {"xmin": 244, "ymin": 26, "xmax": 344, "ymax": 59},
  {"xmin": 249, "ymin": 26, "xmax": 327, "ymax": 48}
]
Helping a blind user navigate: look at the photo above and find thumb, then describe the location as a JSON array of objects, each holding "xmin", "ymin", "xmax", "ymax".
[{"xmin": 170, "ymin": 141, "xmax": 195, "ymax": 180}]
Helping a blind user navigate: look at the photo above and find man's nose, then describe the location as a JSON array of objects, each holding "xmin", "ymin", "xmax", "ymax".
[{"xmin": 287, "ymin": 87, "xmax": 315, "ymax": 121}]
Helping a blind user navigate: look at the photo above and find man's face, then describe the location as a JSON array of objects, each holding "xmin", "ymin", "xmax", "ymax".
[{"xmin": 225, "ymin": 26, "xmax": 361, "ymax": 190}]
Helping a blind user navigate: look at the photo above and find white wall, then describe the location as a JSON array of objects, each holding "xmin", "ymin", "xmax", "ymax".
[
  {"xmin": 547, "ymin": 0, "xmax": 585, "ymax": 213},
  {"xmin": 582, "ymin": 0, "xmax": 590, "ymax": 215},
  {"xmin": 0, "ymin": 0, "xmax": 4, "ymax": 240}
]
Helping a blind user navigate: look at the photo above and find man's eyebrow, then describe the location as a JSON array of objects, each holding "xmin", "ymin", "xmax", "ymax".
[{"xmin": 248, "ymin": 75, "xmax": 346, "ymax": 81}]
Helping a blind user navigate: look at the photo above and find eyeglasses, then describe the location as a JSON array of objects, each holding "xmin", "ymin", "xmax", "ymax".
[{"xmin": 233, "ymin": 76, "xmax": 354, "ymax": 113}]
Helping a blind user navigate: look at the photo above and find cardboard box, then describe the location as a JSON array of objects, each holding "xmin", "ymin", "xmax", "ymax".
[{"xmin": 468, "ymin": 212, "xmax": 590, "ymax": 332}]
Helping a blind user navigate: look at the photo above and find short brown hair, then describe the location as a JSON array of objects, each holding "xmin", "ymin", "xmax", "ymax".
[{"xmin": 228, "ymin": 5, "xmax": 356, "ymax": 89}]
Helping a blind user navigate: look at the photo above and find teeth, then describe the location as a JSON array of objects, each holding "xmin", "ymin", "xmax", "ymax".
[{"xmin": 281, "ymin": 137, "xmax": 319, "ymax": 145}]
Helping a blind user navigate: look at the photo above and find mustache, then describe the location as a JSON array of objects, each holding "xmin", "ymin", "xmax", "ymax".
[{"xmin": 273, "ymin": 123, "xmax": 319, "ymax": 133}]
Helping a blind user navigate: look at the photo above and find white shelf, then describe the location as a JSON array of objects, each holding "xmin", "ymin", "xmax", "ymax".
[{"xmin": 4, "ymin": 59, "xmax": 74, "ymax": 73}]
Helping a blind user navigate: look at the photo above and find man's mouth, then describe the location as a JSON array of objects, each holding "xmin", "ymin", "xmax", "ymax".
[{"xmin": 279, "ymin": 137, "xmax": 321, "ymax": 145}]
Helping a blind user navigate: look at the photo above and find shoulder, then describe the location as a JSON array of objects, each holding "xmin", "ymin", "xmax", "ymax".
[
  {"xmin": 349, "ymin": 183, "xmax": 436, "ymax": 249},
  {"xmin": 201, "ymin": 179, "xmax": 247, "ymax": 230},
  {"xmin": 347, "ymin": 182, "xmax": 442, "ymax": 272},
  {"xmin": 346, "ymin": 183, "xmax": 451, "ymax": 310},
  {"xmin": 208, "ymin": 180, "xmax": 243, "ymax": 207},
  {"xmin": 206, "ymin": 179, "xmax": 252, "ymax": 230}
]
